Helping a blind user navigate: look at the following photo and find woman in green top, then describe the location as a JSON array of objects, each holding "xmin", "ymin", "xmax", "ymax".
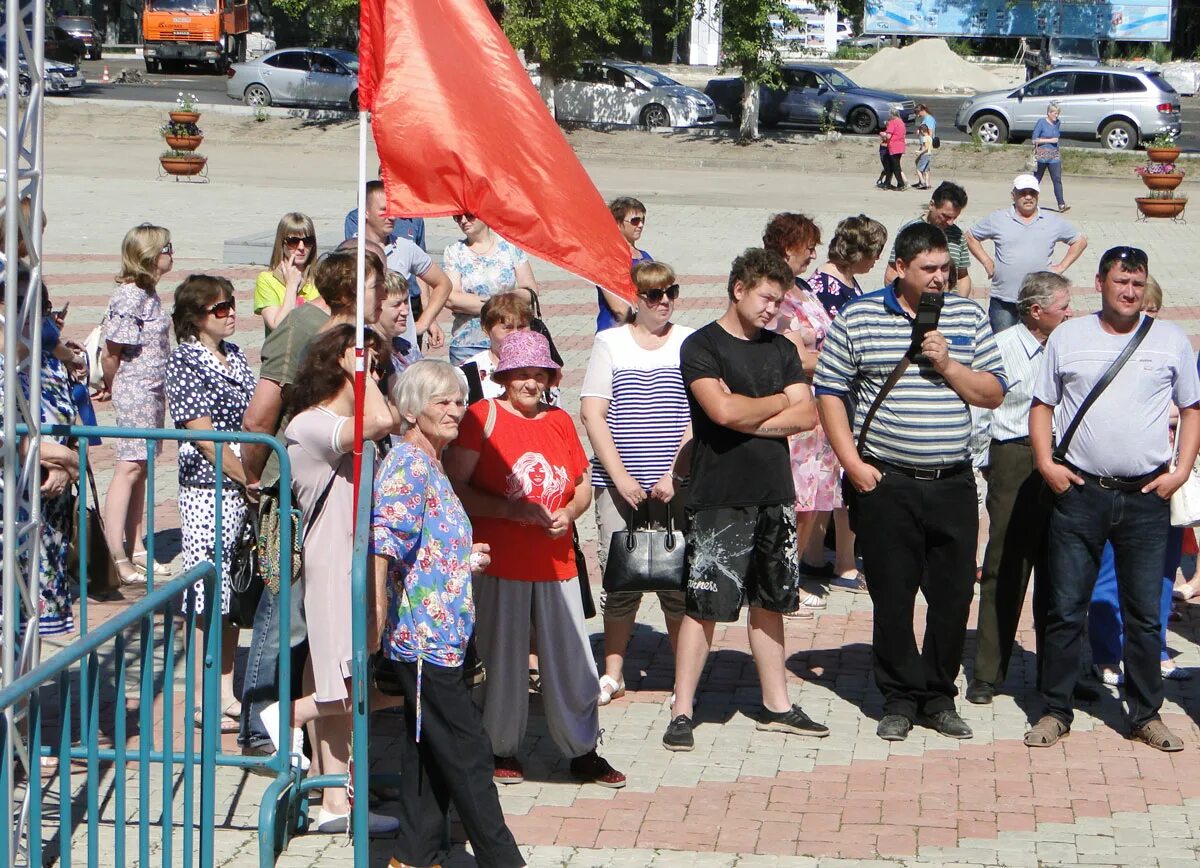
[{"xmin": 255, "ymin": 212, "xmax": 320, "ymax": 334}]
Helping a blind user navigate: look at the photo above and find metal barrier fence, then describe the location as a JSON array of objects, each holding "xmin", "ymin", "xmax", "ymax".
[{"xmin": 0, "ymin": 425, "xmax": 375, "ymax": 867}]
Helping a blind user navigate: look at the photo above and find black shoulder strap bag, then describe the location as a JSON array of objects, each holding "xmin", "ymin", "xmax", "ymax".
[{"xmin": 1052, "ymin": 315, "xmax": 1153, "ymax": 465}]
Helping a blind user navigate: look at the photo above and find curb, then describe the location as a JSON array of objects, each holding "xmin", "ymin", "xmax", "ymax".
[{"xmin": 57, "ymin": 94, "xmax": 355, "ymax": 121}]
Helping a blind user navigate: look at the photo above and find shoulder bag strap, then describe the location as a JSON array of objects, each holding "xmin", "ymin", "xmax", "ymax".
[
  {"xmin": 856, "ymin": 356, "xmax": 911, "ymax": 456},
  {"xmin": 303, "ymin": 465, "xmax": 340, "ymax": 537},
  {"xmin": 1053, "ymin": 316, "xmax": 1154, "ymax": 464},
  {"xmin": 482, "ymin": 398, "xmax": 497, "ymax": 439}
]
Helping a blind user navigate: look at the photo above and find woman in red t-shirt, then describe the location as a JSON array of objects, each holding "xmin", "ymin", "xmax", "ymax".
[{"xmin": 446, "ymin": 329, "xmax": 626, "ymax": 790}]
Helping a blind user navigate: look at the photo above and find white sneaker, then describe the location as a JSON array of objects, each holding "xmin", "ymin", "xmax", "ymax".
[
  {"xmin": 313, "ymin": 808, "xmax": 399, "ymax": 837},
  {"xmin": 259, "ymin": 701, "xmax": 310, "ymax": 772}
]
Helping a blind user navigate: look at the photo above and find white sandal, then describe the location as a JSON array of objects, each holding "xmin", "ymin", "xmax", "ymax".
[
  {"xmin": 598, "ymin": 675, "xmax": 625, "ymax": 706},
  {"xmin": 1174, "ymin": 584, "xmax": 1197, "ymax": 602},
  {"xmin": 799, "ymin": 591, "xmax": 826, "ymax": 610}
]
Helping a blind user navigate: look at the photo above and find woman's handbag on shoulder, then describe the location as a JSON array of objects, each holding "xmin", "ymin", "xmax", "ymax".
[
  {"xmin": 603, "ymin": 502, "xmax": 687, "ymax": 595},
  {"xmin": 256, "ymin": 471, "xmax": 337, "ymax": 595},
  {"xmin": 228, "ymin": 511, "xmax": 264, "ymax": 628},
  {"xmin": 1169, "ymin": 440, "xmax": 1200, "ymax": 527},
  {"xmin": 67, "ymin": 463, "xmax": 119, "ymax": 595}
]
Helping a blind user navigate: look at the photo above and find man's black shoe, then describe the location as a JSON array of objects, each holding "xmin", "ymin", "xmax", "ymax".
[
  {"xmin": 756, "ymin": 704, "xmax": 830, "ymax": 738},
  {"xmin": 662, "ymin": 715, "xmax": 695, "ymax": 751},
  {"xmin": 919, "ymin": 709, "xmax": 974, "ymax": 739},
  {"xmin": 965, "ymin": 680, "xmax": 995, "ymax": 705},
  {"xmin": 877, "ymin": 714, "xmax": 912, "ymax": 741}
]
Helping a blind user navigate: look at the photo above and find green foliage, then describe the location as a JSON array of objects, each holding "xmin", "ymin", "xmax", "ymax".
[
  {"xmin": 832, "ymin": 44, "xmax": 873, "ymax": 60},
  {"xmin": 501, "ymin": 0, "xmax": 650, "ymax": 80},
  {"xmin": 819, "ymin": 97, "xmax": 842, "ymax": 133},
  {"xmin": 698, "ymin": 0, "xmax": 800, "ymax": 87},
  {"xmin": 264, "ymin": 0, "xmax": 359, "ymax": 47},
  {"xmin": 1148, "ymin": 41, "xmax": 1172, "ymax": 63},
  {"xmin": 945, "ymin": 38, "xmax": 974, "ymax": 57}
]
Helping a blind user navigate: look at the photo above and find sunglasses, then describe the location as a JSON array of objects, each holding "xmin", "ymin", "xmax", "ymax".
[
  {"xmin": 456, "ymin": 213, "xmax": 477, "ymax": 223},
  {"xmin": 625, "ymin": 216, "xmax": 646, "ymax": 226},
  {"xmin": 284, "ymin": 235, "xmax": 316, "ymax": 249},
  {"xmin": 161, "ymin": 243, "xmax": 173, "ymax": 255},
  {"xmin": 1102, "ymin": 245, "xmax": 1149, "ymax": 272},
  {"xmin": 639, "ymin": 284, "xmax": 679, "ymax": 304},
  {"xmin": 206, "ymin": 299, "xmax": 236, "ymax": 319}
]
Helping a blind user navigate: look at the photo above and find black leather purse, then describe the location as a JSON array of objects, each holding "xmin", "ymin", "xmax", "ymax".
[{"xmin": 602, "ymin": 503, "xmax": 687, "ymax": 595}]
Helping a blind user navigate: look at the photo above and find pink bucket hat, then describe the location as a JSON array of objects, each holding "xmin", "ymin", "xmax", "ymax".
[{"xmin": 492, "ymin": 328, "xmax": 560, "ymax": 376}]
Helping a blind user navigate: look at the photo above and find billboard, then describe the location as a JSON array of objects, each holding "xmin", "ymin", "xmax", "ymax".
[{"xmin": 863, "ymin": 0, "xmax": 1173, "ymax": 41}]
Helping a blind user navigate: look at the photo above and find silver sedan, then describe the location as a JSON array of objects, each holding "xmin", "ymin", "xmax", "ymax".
[{"xmin": 225, "ymin": 47, "xmax": 358, "ymax": 110}]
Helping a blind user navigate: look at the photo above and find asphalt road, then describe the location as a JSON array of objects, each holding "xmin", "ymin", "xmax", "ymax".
[{"xmin": 70, "ymin": 56, "xmax": 1198, "ymax": 151}]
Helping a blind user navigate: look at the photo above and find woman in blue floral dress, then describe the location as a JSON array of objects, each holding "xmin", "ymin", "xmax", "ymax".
[{"xmin": 372, "ymin": 359, "xmax": 524, "ymax": 868}]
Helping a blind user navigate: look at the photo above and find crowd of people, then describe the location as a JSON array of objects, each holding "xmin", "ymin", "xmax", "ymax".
[{"xmin": 4, "ymin": 170, "xmax": 1198, "ymax": 865}]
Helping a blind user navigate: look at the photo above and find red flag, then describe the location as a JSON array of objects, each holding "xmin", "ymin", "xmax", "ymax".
[{"xmin": 359, "ymin": 0, "xmax": 637, "ymax": 302}]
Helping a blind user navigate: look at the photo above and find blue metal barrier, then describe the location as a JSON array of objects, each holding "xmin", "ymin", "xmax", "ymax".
[{"xmin": 1, "ymin": 423, "xmax": 368, "ymax": 866}]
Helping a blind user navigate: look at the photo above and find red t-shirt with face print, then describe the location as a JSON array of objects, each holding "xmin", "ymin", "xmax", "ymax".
[{"xmin": 453, "ymin": 399, "xmax": 588, "ymax": 581}]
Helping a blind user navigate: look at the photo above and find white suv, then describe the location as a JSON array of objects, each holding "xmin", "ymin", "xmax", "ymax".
[{"xmin": 954, "ymin": 67, "xmax": 1181, "ymax": 151}]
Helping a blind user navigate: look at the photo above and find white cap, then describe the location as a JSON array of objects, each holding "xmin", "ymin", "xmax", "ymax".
[{"xmin": 1012, "ymin": 173, "xmax": 1041, "ymax": 193}]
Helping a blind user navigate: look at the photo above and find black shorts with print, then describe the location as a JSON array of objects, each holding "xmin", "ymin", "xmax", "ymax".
[{"xmin": 684, "ymin": 503, "xmax": 800, "ymax": 622}]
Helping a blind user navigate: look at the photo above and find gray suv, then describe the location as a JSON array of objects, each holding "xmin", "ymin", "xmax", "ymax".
[{"xmin": 955, "ymin": 67, "xmax": 1181, "ymax": 151}]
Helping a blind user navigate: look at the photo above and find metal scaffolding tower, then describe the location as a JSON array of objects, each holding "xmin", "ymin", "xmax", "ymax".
[{"xmin": 2, "ymin": 0, "xmax": 47, "ymax": 862}]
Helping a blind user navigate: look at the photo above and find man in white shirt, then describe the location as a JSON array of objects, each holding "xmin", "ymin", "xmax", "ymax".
[{"xmin": 967, "ymin": 271, "xmax": 1073, "ymax": 705}]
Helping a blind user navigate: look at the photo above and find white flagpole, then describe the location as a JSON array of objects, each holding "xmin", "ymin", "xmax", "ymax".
[{"xmin": 352, "ymin": 109, "xmax": 368, "ymax": 506}]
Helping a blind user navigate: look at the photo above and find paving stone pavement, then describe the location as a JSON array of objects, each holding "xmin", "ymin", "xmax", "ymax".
[{"xmin": 30, "ymin": 129, "xmax": 1200, "ymax": 866}]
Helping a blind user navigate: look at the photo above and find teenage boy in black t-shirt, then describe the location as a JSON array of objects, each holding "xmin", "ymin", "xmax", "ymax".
[{"xmin": 663, "ymin": 248, "xmax": 831, "ymax": 751}]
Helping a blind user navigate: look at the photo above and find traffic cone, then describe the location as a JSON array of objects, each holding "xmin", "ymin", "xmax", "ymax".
[{"xmin": 101, "ymin": 64, "xmax": 110, "ymax": 83}]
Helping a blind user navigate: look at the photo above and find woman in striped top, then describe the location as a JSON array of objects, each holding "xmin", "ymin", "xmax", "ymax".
[{"xmin": 581, "ymin": 261, "xmax": 693, "ymax": 706}]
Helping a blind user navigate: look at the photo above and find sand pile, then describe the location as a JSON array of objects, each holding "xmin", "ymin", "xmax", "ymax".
[{"xmin": 850, "ymin": 38, "xmax": 1007, "ymax": 95}]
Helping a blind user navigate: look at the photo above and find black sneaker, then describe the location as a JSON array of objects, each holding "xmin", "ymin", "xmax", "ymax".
[
  {"xmin": 965, "ymin": 680, "xmax": 995, "ymax": 705},
  {"xmin": 919, "ymin": 709, "xmax": 973, "ymax": 739},
  {"xmin": 756, "ymin": 704, "xmax": 830, "ymax": 738},
  {"xmin": 662, "ymin": 715, "xmax": 695, "ymax": 751},
  {"xmin": 877, "ymin": 714, "xmax": 912, "ymax": 741},
  {"xmin": 569, "ymin": 750, "xmax": 626, "ymax": 788}
]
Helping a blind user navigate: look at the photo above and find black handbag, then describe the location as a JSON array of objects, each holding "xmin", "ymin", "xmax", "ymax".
[
  {"xmin": 227, "ymin": 511, "xmax": 263, "ymax": 629},
  {"xmin": 602, "ymin": 503, "xmax": 687, "ymax": 595}
]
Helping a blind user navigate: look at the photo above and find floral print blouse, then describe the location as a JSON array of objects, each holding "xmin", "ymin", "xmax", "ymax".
[{"xmin": 371, "ymin": 441, "xmax": 474, "ymax": 668}]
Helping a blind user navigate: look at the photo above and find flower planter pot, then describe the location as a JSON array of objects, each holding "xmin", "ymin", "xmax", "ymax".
[
  {"xmin": 163, "ymin": 134, "xmax": 203, "ymax": 151},
  {"xmin": 1146, "ymin": 146, "xmax": 1181, "ymax": 163},
  {"xmin": 1141, "ymin": 173, "xmax": 1184, "ymax": 191},
  {"xmin": 1135, "ymin": 197, "xmax": 1187, "ymax": 219},
  {"xmin": 169, "ymin": 110, "xmax": 200, "ymax": 124},
  {"xmin": 160, "ymin": 155, "xmax": 207, "ymax": 176}
]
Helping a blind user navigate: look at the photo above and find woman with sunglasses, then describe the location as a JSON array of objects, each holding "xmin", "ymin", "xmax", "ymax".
[
  {"xmin": 581, "ymin": 261, "xmax": 692, "ymax": 705},
  {"xmin": 597, "ymin": 196, "xmax": 653, "ymax": 332},
  {"xmin": 255, "ymin": 213, "xmax": 319, "ymax": 335},
  {"xmin": 100, "ymin": 223, "xmax": 174, "ymax": 584},
  {"xmin": 165, "ymin": 275, "xmax": 256, "ymax": 733},
  {"xmin": 444, "ymin": 213, "xmax": 539, "ymax": 366}
]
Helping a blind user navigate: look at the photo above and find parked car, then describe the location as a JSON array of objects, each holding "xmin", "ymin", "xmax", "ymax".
[
  {"xmin": 705, "ymin": 63, "xmax": 915, "ymax": 133},
  {"xmin": 0, "ymin": 38, "xmax": 86, "ymax": 96},
  {"xmin": 55, "ymin": 16, "xmax": 102, "ymax": 60},
  {"xmin": 845, "ymin": 34, "xmax": 896, "ymax": 51},
  {"xmin": 554, "ymin": 60, "xmax": 715, "ymax": 128},
  {"xmin": 955, "ymin": 66, "xmax": 1181, "ymax": 150},
  {"xmin": 225, "ymin": 47, "xmax": 358, "ymax": 110},
  {"xmin": 35, "ymin": 26, "xmax": 86, "ymax": 64}
]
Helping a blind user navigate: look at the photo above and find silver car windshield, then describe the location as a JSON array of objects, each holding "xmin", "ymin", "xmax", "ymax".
[
  {"xmin": 322, "ymin": 49, "xmax": 359, "ymax": 72},
  {"xmin": 822, "ymin": 70, "xmax": 857, "ymax": 90},
  {"xmin": 620, "ymin": 64, "xmax": 680, "ymax": 88}
]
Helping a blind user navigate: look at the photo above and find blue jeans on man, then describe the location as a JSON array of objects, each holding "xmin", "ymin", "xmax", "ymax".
[
  {"xmin": 239, "ymin": 583, "xmax": 309, "ymax": 750},
  {"xmin": 1088, "ymin": 527, "xmax": 1182, "ymax": 667},
  {"xmin": 1041, "ymin": 477, "xmax": 1169, "ymax": 729},
  {"xmin": 988, "ymin": 298, "xmax": 1020, "ymax": 335}
]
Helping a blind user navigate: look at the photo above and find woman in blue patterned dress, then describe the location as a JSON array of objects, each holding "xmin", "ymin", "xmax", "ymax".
[
  {"xmin": 100, "ymin": 223, "xmax": 173, "ymax": 584},
  {"xmin": 372, "ymin": 359, "xmax": 524, "ymax": 868}
]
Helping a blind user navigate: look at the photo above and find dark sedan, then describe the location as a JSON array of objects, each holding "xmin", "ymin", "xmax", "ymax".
[
  {"xmin": 56, "ymin": 16, "xmax": 102, "ymax": 61},
  {"xmin": 705, "ymin": 64, "xmax": 916, "ymax": 133}
]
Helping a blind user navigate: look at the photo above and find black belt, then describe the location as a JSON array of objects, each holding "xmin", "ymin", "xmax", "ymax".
[
  {"xmin": 865, "ymin": 457, "xmax": 971, "ymax": 481},
  {"xmin": 995, "ymin": 436, "xmax": 1031, "ymax": 446},
  {"xmin": 1070, "ymin": 462, "xmax": 1168, "ymax": 493}
]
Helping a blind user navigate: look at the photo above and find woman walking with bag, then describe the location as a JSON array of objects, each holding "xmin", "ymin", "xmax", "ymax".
[
  {"xmin": 166, "ymin": 275, "xmax": 256, "ymax": 732},
  {"xmin": 446, "ymin": 330, "xmax": 625, "ymax": 789},
  {"xmin": 581, "ymin": 262, "xmax": 692, "ymax": 706},
  {"xmin": 1033, "ymin": 103, "xmax": 1068, "ymax": 212}
]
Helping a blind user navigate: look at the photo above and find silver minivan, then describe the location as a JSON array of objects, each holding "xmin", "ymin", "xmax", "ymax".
[{"xmin": 954, "ymin": 67, "xmax": 1181, "ymax": 151}]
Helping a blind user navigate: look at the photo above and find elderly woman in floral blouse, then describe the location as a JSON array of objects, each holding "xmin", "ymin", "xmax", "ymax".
[{"xmin": 372, "ymin": 359, "xmax": 524, "ymax": 868}]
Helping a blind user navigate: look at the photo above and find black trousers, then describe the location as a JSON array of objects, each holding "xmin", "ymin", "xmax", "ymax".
[
  {"xmin": 883, "ymin": 153, "xmax": 905, "ymax": 188},
  {"xmin": 382, "ymin": 657, "xmax": 525, "ymax": 868},
  {"xmin": 973, "ymin": 440, "xmax": 1051, "ymax": 687},
  {"xmin": 847, "ymin": 469, "xmax": 978, "ymax": 719}
]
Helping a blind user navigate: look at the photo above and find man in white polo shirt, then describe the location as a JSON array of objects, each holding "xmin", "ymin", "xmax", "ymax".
[
  {"xmin": 1027, "ymin": 246, "xmax": 1200, "ymax": 752},
  {"xmin": 966, "ymin": 173, "xmax": 1087, "ymax": 335}
]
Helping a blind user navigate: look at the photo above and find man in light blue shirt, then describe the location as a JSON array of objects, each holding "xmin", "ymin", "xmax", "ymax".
[
  {"xmin": 967, "ymin": 271, "xmax": 1073, "ymax": 706},
  {"xmin": 966, "ymin": 173, "xmax": 1087, "ymax": 334}
]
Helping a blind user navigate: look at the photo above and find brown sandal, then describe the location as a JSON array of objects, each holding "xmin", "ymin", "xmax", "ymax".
[
  {"xmin": 1131, "ymin": 720, "xmax": 1184, "ymax": 752},
  {"xmin": 1024, "ymin": 715, "xmax": 1069, "ymax": 747}
]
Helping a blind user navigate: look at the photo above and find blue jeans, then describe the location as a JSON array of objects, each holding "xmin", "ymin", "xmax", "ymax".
[
  {"xmin": 1034, "ymin": 160, "xmax": 1066, "ymax": 208},
  {"xmin": 238, "ymin": 584, "xmax": 309, "ymax": 748},
  {"xmin": 1042, "ymin": 477, "xmax": 1169, "ymax": 728},
  {"xmin": 988, "ymin": 298, "xmax": 1020, "ymax": 335},
  {"xmin": 1088, "ymin": 527, "xmax": 1182, "ymax": 665}
]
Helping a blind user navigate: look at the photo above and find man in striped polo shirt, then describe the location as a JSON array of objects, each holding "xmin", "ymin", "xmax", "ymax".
[{"xmin": 814, "ymin": 222, "xmax": 1007, "ymax": 742}]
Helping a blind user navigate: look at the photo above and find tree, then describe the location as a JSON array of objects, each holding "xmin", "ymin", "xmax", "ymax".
[
  {"xmin": 500, "ymin": 0, "xmax": 651, "ymax": 115},
  {"xmin": 699, "ymin": 0, "xmax": 803, "ymax": 139}
]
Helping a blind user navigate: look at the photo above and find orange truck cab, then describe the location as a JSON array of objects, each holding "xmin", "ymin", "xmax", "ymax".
[{"xmin": 142, "ymin": 0, "xmax": 249, "ymax": 73}]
